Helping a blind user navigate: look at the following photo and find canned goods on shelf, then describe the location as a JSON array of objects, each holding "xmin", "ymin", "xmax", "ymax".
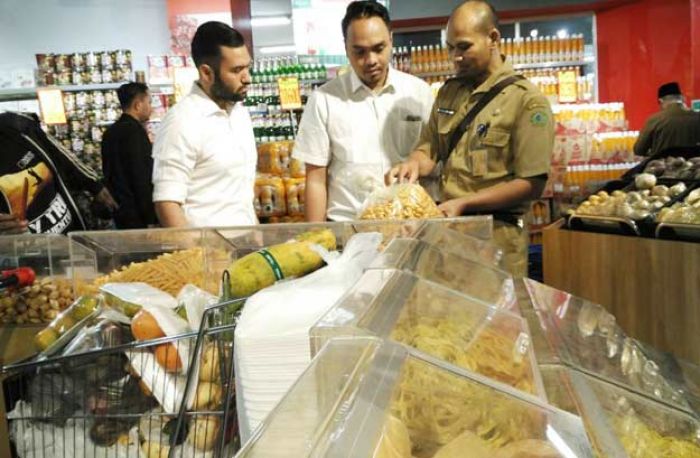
[
  {"xmin": 57, "ymin": 71, "xmax": 72, "ymax": 85},
  {"xmin": 89, "ymin": 67, "xmax": 103, "ymax": 84},
  {"xmin": 71, "ymin": 136, "xmax": 85, "ymax": 153},
  {"xmin": 35, "ymin": 53, "xmax": 55, "ymax": 72},
  {"xmin": 71, "ymin": 52, "xmax": 85, "ymax": 69},
  {"xmin": 91, "ymin": 126, "xmax": 104, "ymax": 142},
  {"xmin": 55, "ymin": 54, "xmax": 70, "ymax": 72},
  {"xmin": 84, "ymin": 141, "xmax": 96, "ymax": 156},
  {"xmin": 85, "ymin": 51, "xmax": 100, "ymax": 68},
  {"xmin": 100, "ymin": 51, "xmax": 115, "ymax": 69},
  {"xmin": 75, "ymin": 92, "xmax": 90, "ymax": 108},
  {"xmin": 63, "ymin": 93, "xmax": 76, "ymax": 111},
  {"xmin": 104, "ymin": 90, "xmax": 117, "ymax": 105},
  {"xmin": 101, "ymin": 68, "xmax": 114, "ymax": 83},
  {"xmin": 115, "ymin": 49, "xmax": 132, "ymax": 66},
  {"xmin": 92, "ymin": 91, "xmax": 105, "ymax": 107}
]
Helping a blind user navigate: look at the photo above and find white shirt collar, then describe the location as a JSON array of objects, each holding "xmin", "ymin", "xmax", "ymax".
[
  {"xmin": 190, "ymin": 82, "xmax": 229, "ymax": 117},
  {"xmin": 349, "ymin": 67, "xmax": 397, "ymax": 95}
]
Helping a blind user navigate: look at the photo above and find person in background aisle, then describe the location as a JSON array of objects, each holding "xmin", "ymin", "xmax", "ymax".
[
  {"xmin": 152, "ymin": 21, "xmax": 257, "ymax": 227},
  {"xmin": 293, "ymin": 1, "xmax": 434, "ymax": 222},
  {"xmin": 633, "ymin": 82, "xmax": 700, "ymax": 157},
  {"xmin": 100, "ymin": 82, "xmax": 158, "ymax": 229},
  {"xmin": 0, "ymin": 111, "xmax": 117, "ymax": 235},
  {"xmin": 387, "ymin": 0, "xmax": 554, "ymax": 277}
]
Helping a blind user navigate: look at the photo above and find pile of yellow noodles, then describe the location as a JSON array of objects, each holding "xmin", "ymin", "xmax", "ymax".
[
  {"xmin": 388, "ymin": 359, "xmax": 544, "ymax": 458},
  {"xmin": 614, "ymin": 414, "xmax": 700, "ymax": 458},
  {"xmin": 85, "ymin": 248, "xmax": 230, "ymax": 296}
]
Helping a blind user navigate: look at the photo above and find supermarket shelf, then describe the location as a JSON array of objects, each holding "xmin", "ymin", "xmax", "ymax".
[
  {"xmin": 413, "ymin": 58, "xmax": 596, "ymax": 79},
  {"xmin": 513, "ymin": 59, "xmax": 594, "ymax": 70},
  {"xmin": 0, "ymin": 82, "xmax": 174, "ymax": 102}
]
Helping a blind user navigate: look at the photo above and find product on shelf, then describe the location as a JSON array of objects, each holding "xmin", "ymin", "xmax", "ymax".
[
  {"xmin": 360, "ymin": 184, "xmax": 442, "ymax": 220},
  {"xmin": 503, "ymin": 35, "xmax": 586, "ymax": 65},
  {"xmin": 0, "ymin": 277, "xmax": 73, "ymax": 324},
  {"xmin": 657, "ymin": 188, "xmax": 700, "ymax": 225},
  {"xmin": 553, "ymin": 103, "xmax": 627, "ymax": 135},
  {"xmin": 522, "ymin": 68, "xmax": 595, "ymax": 103},
  {"xmin": 254, "ymin": 174, "xmax": 286, "ymax": 218},
  {"xmin": 35, "ymin": 50, "xmax": 132, "ymax": 87}
]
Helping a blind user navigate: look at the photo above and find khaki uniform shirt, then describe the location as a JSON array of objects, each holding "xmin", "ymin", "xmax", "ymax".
[
  {"xmin": 633, "ymin": 104, "xmax": 700, "ymax": 157},
  {"xmin": 415, "ymin": 61, "xmax": 554, "ymax": 216}
]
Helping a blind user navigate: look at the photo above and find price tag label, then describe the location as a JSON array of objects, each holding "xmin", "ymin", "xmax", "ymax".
[
  {"xmin": 557, "ymin": 70, "xmax": 578, "ymax": 104},
  {"xmin": 36, "ymin": 88, "xmax": 67, "ymax": 125},
  {"xmin": 278, "ymin": 76, "xmax": 302, "ymax": 110}
]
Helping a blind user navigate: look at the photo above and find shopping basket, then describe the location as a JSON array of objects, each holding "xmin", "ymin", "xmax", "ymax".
[{"xmin": 2, "ymin": 297, "xmax": 245, "ymax": 458}]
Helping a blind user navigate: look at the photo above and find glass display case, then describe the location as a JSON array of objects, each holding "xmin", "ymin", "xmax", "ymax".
[
  {"xmin": 368, "ymin": 238, "xmax": 515, "ymax": 309},
  {"xmin": 0, "ymin": 234, "xmax": 76, "ymax": 363},
  {"xmin": 524, "ymin": 279, "xmax": 695, "ymax": 415},
  {"xmin": 311, "ymin": 269, "xmax": 542, "ymax": 397},
  {"xmin": 411, "ymin": 222, "xmax": 502, "ymax": 267},
  {"xmin": 68, "ymin": 228, "xmax": 235, "ymax": 297},
  {"xmin": 237, "ymin": 337, "xmax": 595, "ymax": 458},
  {"xmin": 541, "ymin": 366, "xmax": 700, "ymax": 458}
]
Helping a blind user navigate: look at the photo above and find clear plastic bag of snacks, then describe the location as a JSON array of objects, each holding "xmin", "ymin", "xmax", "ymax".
[{"xmin": 359, "ymin": 183, "xmax": 443, "ymax": 220}]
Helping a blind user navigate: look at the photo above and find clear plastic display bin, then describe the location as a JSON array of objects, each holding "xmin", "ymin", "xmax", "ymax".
[
  {"xmin": 411, "ymin": 222, "xmax": 502, "ymax": 266},
  {"xmin": 524, "ymin": 279, "xmax": 694, "ymax": 414},
  {"xmin": 541, "ymin": 365, "xmax": 700, "ymax": 457},
  {"xmin": 311, "ymin": 269, "xmax": 542, "ymax": 397},
  {"xmin": 0, "ymin": 235, "xmax": 76, "ymax": 363},
  {"xmin": 368, "ymin": 238, "xmax": 515, "ymax": 309},
  {"xmin": 236, "ymin": 337, "xmax": 594, "ymax": 458},
  {"xmin": 68, "ymin": 228, "xmax": 236, "ymax": 297}
]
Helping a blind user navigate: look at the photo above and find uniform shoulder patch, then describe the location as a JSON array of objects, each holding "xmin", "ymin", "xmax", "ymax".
[{"xmin": 530, "ymin": 111, "xmax": 549, "ymax": 126}]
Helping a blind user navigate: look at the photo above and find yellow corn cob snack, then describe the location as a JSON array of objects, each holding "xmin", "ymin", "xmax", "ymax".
[{"xmin": 228, "ymin": 229, "xmax": 336, "ymax": 298}]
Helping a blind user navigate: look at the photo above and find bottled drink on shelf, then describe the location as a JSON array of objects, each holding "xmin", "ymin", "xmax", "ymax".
[{"xmin": 503, "ymin": 34, "xmax": 587, "ymax": 65}]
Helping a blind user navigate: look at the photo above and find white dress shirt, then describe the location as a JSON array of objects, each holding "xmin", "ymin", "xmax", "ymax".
[
  {"xmin": 292, "ymin": 67, "xmax": 434, "ymax": 221},
  {"xmin": 152, "ymin": 83, "xmax": 258, "ymax": 227}
]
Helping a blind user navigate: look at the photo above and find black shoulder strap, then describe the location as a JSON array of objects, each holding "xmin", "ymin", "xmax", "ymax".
[{"xmin": 443, "ymin": 75, "xmax": 525, "ymax": 163}]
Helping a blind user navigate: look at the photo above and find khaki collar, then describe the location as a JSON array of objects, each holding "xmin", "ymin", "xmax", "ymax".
[
  {"xmin": 472, "ymin": 59, "xmax": 516, "ymax": 95},
  {"xmin": 349, "ymin": 67, "xmax": 396, "ymax": 95}
]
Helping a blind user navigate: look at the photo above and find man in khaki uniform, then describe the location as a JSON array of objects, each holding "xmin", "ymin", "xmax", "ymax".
[
  {"xmin": 634, "ymin": 82, "xmax": 700, "ymax": 157},
  {"xmin": 388, "ymin": 0, "xmax": 554, "ymax": 277}
]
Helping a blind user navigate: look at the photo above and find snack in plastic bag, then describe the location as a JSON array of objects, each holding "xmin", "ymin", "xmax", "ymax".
[
  {"xmin": 359, "ymin": 183, "xmax": 443, "ymax": 220},
  {"xmin": 34, "ymin": 295, "xmax": 102, "ymax": 352},
  {"xmin": 100, "ymin": 282, "xmax": 177, "ymax": 318},
  {"xmin": 257, "ymin": 140, "xmax": 293, "ymax": 176}
]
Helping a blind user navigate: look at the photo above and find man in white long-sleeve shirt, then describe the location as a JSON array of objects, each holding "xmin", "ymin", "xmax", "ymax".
[{"xmin": 152, "ymin": 21, "xmax": 257, "ymax": 228}]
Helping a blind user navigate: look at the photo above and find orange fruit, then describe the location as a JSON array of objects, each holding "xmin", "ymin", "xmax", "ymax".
[
  {"xmin": 155, "ymin": 343, "xmax": 182, "ymax": 373},
  {"xmin": 131, "ymin": 310, "xmax": 165, "ymax": 341}
]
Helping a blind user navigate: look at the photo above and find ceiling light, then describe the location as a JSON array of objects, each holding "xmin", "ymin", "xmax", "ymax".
[
  {"xmin": 259, "ymin": 45, "xmax": 297, "ymax": 54},
  {"xmin": 251, "ymin": 16, "xmax": 291, "ymax": 27},
  {"xmin": 557, "ymin": 29, "xmax": 569, "ymax": 39},
  {"xmin": 530, "ymin": 29, "xmax": 539, "ymax": 38}
]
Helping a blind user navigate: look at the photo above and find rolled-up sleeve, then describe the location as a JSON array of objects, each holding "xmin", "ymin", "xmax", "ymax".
[
  {"xmin": 292, "ymin": 91, "xmax": 331, "ymax": 167},
  {"xmin": 152, "ymin": 113, "xmax": 196, "ymax": 203}
]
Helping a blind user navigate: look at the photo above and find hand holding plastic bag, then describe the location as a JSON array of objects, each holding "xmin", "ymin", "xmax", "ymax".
[{"xmin": 359, "ymin": 183, "xmax": 443, "ymax": 220}]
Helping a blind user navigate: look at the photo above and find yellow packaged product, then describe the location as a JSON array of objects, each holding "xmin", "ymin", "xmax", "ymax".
[
  {"xmin": 255, "ymin": 174, "xmax": 286, "ymax": 217},
  {"xmin": 227, "ymin": 228, "xmax": 336, "ymax": 298},
  {"xmin": 284, "ymin": 177, "xmax": 306, "ymax": 216},
  {"xmin": 257, "ymin": 140, "xmax": 294, "ymax": 176},
  {"xmin": 360, "ymin": 183, "xmax": 442, "ymax": 220}
]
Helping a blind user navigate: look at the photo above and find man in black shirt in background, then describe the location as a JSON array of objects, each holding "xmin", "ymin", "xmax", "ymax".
[{"xmin": 101, "ymin": 82, "xmax": 158, "ymax": 229}]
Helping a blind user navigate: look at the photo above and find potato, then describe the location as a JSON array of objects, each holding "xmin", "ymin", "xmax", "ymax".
[
  {"xmin": 141, "ymin": 441, "xmax": 169, "ymax": 458},
  {"xmin": 199, "ymin": 345, "xmax": 222, "ymax": 382},
  {"xmin": 193, "ymin": 382, "xmax": 223, "ymax": 410},
  {"xmin": 188, "ymin": 416, "xmax": 220, "ymax": 451}
]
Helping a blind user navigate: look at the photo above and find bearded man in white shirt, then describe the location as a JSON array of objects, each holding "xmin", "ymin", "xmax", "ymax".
[
  {"xmin": 293, "ymin": 1, "xmax": 435, "ymax": 222},
  {"xmin": 152, "ymin": 21, "xmax": 257, "ymax": 227}
]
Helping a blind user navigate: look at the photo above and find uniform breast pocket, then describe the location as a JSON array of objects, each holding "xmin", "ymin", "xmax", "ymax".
[{"xmin": 481, "ymin": 128, "xmax": 511, "ymax": 176}]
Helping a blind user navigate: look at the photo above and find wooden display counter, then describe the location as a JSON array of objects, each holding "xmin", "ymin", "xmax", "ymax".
[{"xmin": 543, "ymin": 220, "xmax": 700, "ymax": 364}]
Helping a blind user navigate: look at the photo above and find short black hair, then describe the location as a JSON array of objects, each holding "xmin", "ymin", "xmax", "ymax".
[
  {"xmin": 117, "ymin": 82, "xmax": 149, "ymax": 110},
  {"xmin": 191, "ymin": 21, "xmax": 246, "ymax": 69},
  {"xmin": 341, "ymin": 1, "xmax": 391, "ymax": 41}
]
